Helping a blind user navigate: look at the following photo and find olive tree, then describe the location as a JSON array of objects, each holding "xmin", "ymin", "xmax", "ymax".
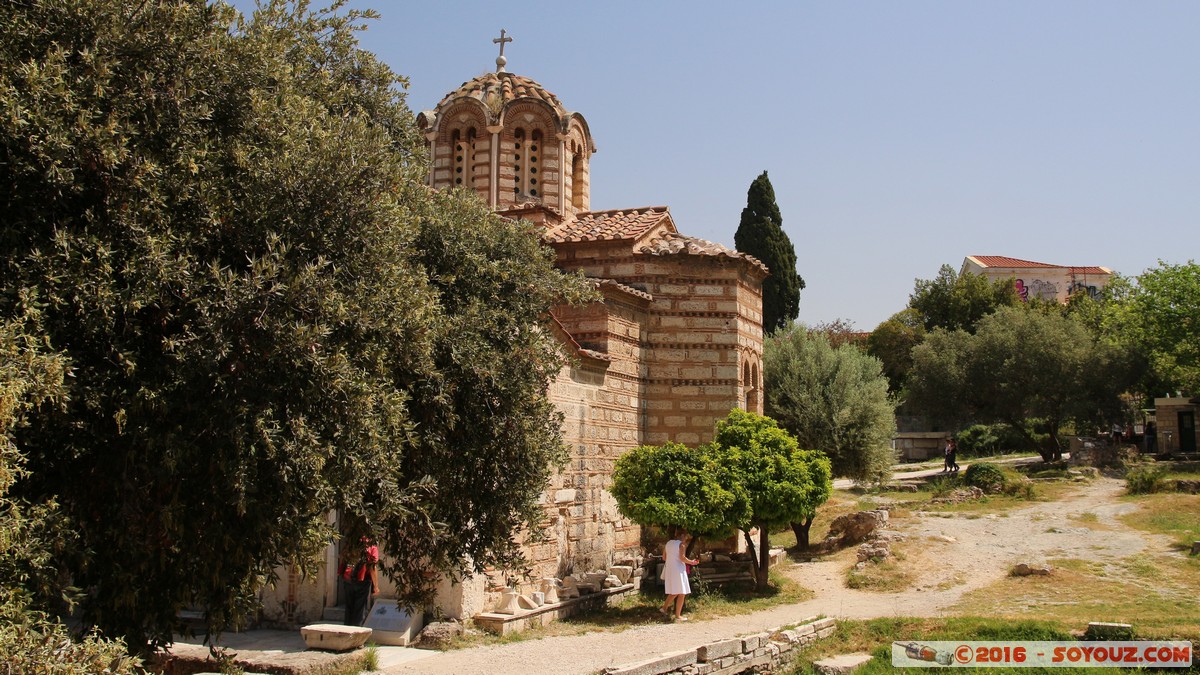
[
  {"xmin": 765, "ymin": 326, "xmax": 897, "ymax": 485},
  {"xmin": 1, "ymin": 0, "xmax": 590, "ymax": 651},
  {"xmin": 908, "ymin": 307, "xmax": 1134, "ymax": 461}
]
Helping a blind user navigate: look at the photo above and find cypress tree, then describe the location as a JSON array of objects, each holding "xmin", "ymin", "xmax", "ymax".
[{"xmin": 735, "ymin": 171, "xmax": 804, "ymax": 333}]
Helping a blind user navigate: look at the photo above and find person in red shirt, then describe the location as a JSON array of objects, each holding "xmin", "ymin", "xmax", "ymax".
[{"xmin": 340, "ymin": 535, "xmax": 379, "ymax": 626}]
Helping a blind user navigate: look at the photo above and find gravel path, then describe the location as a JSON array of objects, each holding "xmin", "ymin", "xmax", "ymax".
[{"xmin": 381, "ymin": 477, "xmax": 1166, "ymax": 674}]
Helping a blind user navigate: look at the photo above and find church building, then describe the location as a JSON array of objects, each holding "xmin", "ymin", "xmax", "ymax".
[{"xmin": 261, "ymin": 37, "xmax": 768, "ymax": 624}]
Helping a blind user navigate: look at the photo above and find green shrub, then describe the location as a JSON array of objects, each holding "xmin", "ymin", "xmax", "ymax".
[
  {"xmin": 0, "ymin": 593, "xmax": 141, "ymax": 674},
  {"xmin": 1002, "ymin": 478, "xmax": 1037, "ymax": 500},
  {"xmin": 964, "ymin": 462, "xmax": 1007, "ymax": 492},
  {"xmin": 927, "ymin": 475, "xmax": 960, "ymax": 498},
  {"xmin": 955, "ymin": 425, "xmax": 1002, "ymax": 456},
  {"xmin": 1125, "ymin": 465, "xmax": 1165, "ymax": 494}
]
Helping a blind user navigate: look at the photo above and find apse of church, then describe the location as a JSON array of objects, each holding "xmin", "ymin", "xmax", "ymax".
[{"xmin": 417, "ymin": 33, "xmax": 767, "ymax": 614}]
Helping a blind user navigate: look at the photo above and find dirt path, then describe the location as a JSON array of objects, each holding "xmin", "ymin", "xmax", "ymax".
[{"xmin": 381, "ymin": 477, "xmax": 1167, "ymax": 675}]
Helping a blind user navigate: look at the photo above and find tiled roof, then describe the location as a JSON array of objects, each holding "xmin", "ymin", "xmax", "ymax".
[
  {"xmin": 547, "ymin": 314, "xmax": 613, "ymax": 363},
  {"xmin": 438, "ymin": 71, "xmax": 565, "ymax": 116},
  {"xmin": 638, "ymin": 233, "xmax": 770, "ymax": 274},
  {"xmin": 971, "ymin": 256, "xmax": 1058, "ymax": 269},
  {"xmin": 594, "ymin": 278, "xmax": 653, "ymax": 302},
  {"xmin": 542, "ymin": 207, "xmax": 671, "ymax": 243},
  {"xmin": 970, "ymin": 256, "xmax": 1110, "ymax": 275}
]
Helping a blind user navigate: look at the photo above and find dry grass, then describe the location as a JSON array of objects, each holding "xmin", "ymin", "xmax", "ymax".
[
  {"xmin": 1118, "ymin": 492, "xmax": 1200, "ymax": 551},
  {"xmin": 784, "ymin": 617, "xmax": 1159, "ymax": 675},
  {"xmin": 946, "ymin": 554, "xmax": 1200, "ymax": 641},
  {"xmin": 846, "ymin": 554, "xmax": 915, "ymax": 593}
]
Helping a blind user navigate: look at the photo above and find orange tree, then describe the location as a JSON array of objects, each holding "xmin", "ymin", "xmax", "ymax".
[{"xmin": 612, "ymin": 411, "xmax": 831, "ymax": 592}]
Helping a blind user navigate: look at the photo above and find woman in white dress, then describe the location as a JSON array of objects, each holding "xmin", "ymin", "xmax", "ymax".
[{"xmin": 659, "ymin": 528, "xmax": 699, "ymax": 621}]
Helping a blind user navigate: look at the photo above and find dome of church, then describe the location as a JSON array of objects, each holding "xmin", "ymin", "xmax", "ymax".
[{"xmin": 436, "ymin": 71, "xmax": 566, "ymax": 119}]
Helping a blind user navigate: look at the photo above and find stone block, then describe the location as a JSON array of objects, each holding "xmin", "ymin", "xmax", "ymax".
[
  {"xmin": 811, "ymin": 617, "xmax": 836, "ymax": 632},
  {"xmin": 363, "ymin": 599, "xmax": 423, "ymax": 646},
  {"xmin": 814, "ymin": 653, "xmax": 874, "ymax": 674},
  {"xmin": 1085, "ymin": 622, "xmax": 1134, "ymax": 640},
  {"xmin": 609, "ymin": 565, "xmax": 633, "ymax": 584},
  {"xmin": 602, "ymin": 649, "xmax": 698, "ymax": 675},
  {"xmin": 299, "ymin": 624, "xmax": 371, "ymax": 652},
  {"xmin": 741, "ymin": 634, "xmax": 761, "ymax": 652},
  {"xmin": 697, "ymin": 638, "xmax": 743, "ymax": 662}
]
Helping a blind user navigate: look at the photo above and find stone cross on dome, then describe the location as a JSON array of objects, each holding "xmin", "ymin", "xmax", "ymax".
[{"xmin": 493, "ymin": 29, "xmax": 512, "ymax": 72}]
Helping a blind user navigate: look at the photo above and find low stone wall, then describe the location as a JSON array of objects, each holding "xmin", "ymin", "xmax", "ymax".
[
  {"xmin": 602, "ymin": 616, "xmax": 836, "ymax": 675},
  {"xmin": 474, "ymin": 583, "xmax": 636, "ymax": 635}
]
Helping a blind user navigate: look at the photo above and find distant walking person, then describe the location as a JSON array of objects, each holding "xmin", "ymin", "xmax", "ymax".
[
  {"xmin": 945, "ymin": 438, "xmax": 959, "ymax": 473},
  {"xmin": 659, "ymin": 528, "xmax": 699, "ymax": 621},
  {"xmin": 340, "ymin": 535, "xmax": 379, "ymax": 626}
]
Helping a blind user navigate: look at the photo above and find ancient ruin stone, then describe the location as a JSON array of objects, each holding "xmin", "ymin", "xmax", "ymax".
[
  {"xmin": 1012, "ymin": 563, "xmax": 1053, "ymax": 577},
  {"xmin": 494, "ymin": 587, "xmax": 520, "ymax": 614},
  {"xmin": 932, "ymin": 486, "xmax": 985, "ymax": 504},
  {"xmin": 822, "ymin": 510, "xmax": 888, "ymax": 549},
  {"xmin": 609, "ymin": 565, "xmax": 633, "ymax": 584},
  {"xmin": 417, "ymin": 620, "xmax": 463, "ymax": 648},
  {"xmin": 559, "ymin": 577, "xmax": 580, "ymax": 599},
  {"xmin": 857, "ymin": 541, "xmax": 891, "ymax": 563}
]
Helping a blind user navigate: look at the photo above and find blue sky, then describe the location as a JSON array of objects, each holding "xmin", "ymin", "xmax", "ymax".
[{"xmin": 234, "ymin": 1, "xmax": 1199, "ymax": 330}]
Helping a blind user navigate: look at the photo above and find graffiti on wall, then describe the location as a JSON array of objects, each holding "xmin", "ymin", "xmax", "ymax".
[{"xmin": 1015, "ymin": 279, "xmax": 1060, "ymax": 302}]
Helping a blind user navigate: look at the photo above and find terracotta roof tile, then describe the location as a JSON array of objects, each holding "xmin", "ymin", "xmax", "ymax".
[
  {"xmin": 637, "ymin": 233, "xmax": 769, "ymax": 274},
  {"xmin": 438, "ymin": 71, "xmax": 565, "ymax": 116},
  {"xmin": 970, "ymin": 256, "xmax": 1110, "ymax": 276},
  {"xmin": 543, "ymin": 207, "xmax": 670, "ymax": 243},
  {"xmin": 971, "ymin": 255, "xmax": 1058, "ymax": 269},
  {"xmin": 594, "ymin": 278, "xmax": 653, "ymax": 302}
]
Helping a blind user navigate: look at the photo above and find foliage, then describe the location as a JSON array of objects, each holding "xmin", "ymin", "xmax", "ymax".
[
  {"xmin": 734, "ymin": 171, "xmax": 803, "ymax": 334},
  {"xmin": 0, "ymin": 0, "xmax": 590, "ymax": 651},
  {"xmin": 610, "ymin": 442, "xmax": 747, "ymax": 539},
  {"xmin": 908, "ymin": 307, "xmax": 1136, "ymax": 461},
  {"xmin": 710, "ymin": 410, "xmax": 832, "ymax": 590},
  {"xmin": 866, "ymin": 309, "xmax": 925, "ymax": 393},
  {"xmin": 764, "ymin": 327, "xmax": 897, "ymax": 483},
  {"xmin": 963, "ymin": 463, "xmax": 1007, "ymax": 492},
  {"xmin": 954, "ymin": 424, "xmax": 1032, "ymax": 456},
  {"xmin": 0, "ymin": 312, "xmax": 140, "ymax": 670},
  {"xmin": 909, "ymin": 264, "xmax": 1020, "ymax": 333},
  {"xmin": 807, "ymin": 319, "xmax": 866, "ymax": 350},
  {"xmin": 1125, "ymin": 465, "xmax": 1166, "ymax": 495},
  {"xmin": 867, "ymin": 265, "xmax": 1016, "ymax": 394},
  {"xmin": 613, "ymin": 411, "xmax": 831, "ymax": 592},
  {"xmin": 0, "ymin": 600, "xmax": 142, "ymax": 675},
  {"xmin": 1100, "ymin": 261, "xmax": 1200, "ymax": 398}
]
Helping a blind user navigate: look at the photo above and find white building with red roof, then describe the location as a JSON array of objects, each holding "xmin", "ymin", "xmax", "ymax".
[{"xmin": 961, "ymin": 255, "xmax": 1113, "ymax": 303}]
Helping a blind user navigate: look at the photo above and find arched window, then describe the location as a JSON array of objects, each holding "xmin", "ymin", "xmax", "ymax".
[
  {"xmin": 748, "ymin": 362, "xmax": 761, "ymax": 413},
  {"xmin": 452, "ymin": 127, "xmax": 477, "ymax": 187},
  {"xmin": 512, "ymin": 127, "xmax": 541, "ymax": 198},
  {"xmin": 570, "ymin": 142, "xmax": 585, "ymax": 211}
]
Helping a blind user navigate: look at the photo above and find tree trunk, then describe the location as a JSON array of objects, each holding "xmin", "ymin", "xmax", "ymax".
[
  {"xmin": 1009, "ymin": 419, "xmax": 1053, "ymax": 462},
  {"xmin": 754, "ymin": 528, "xmax": 771, "ymax": 592},
  {"xmin": 790, "ymin": 517, "xmax": 813, "ymax": 550},
  {"xmin": 742, "ymin": 529, "xmax": 758, "ymax": 566}
]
